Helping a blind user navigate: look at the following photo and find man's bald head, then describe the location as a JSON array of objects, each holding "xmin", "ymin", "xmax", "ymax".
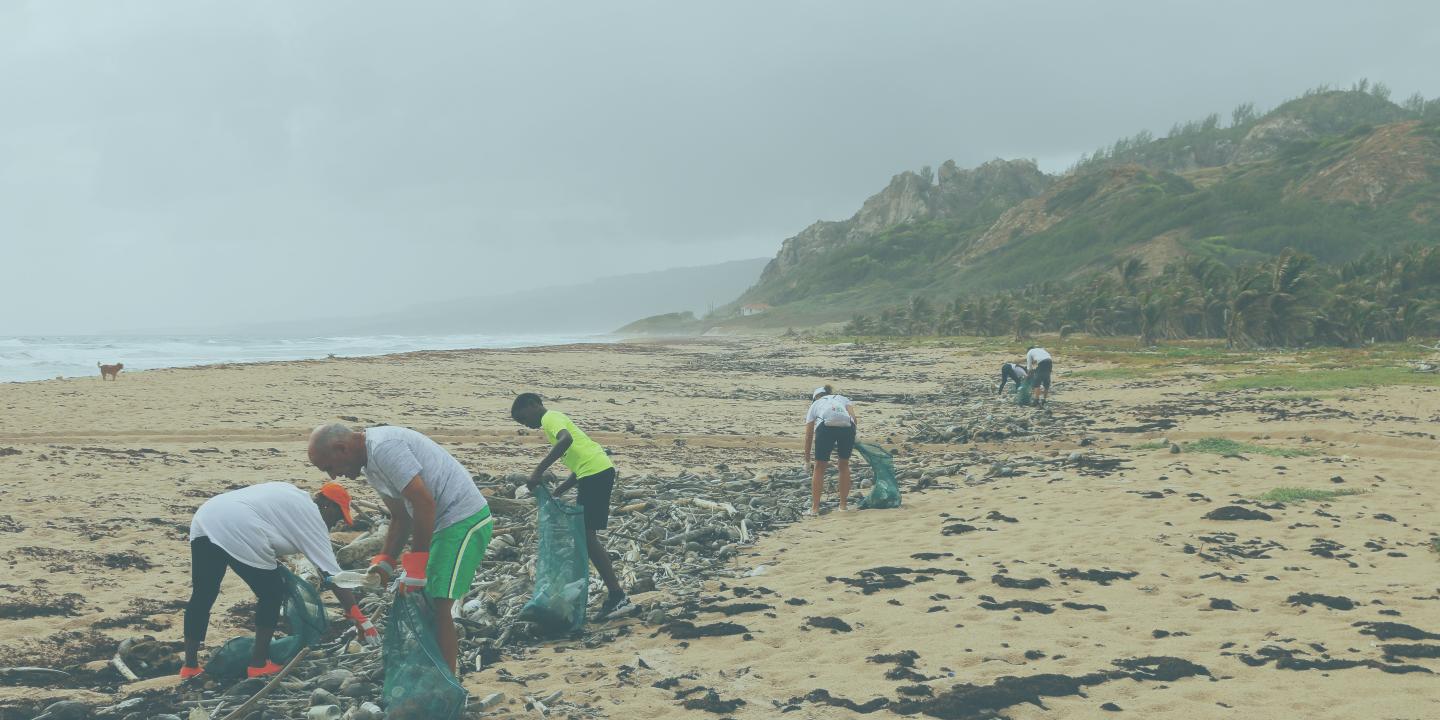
[{"xmin": 308, "ymin": 423, "xmax": 365, "ymax": 480}]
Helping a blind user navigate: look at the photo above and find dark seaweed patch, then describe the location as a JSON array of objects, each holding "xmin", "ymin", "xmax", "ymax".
[
  {"xmin": 1056, "ymin": 568, "xmax": 1137, "ymax": 585},
  {"xmin": 992, "ymin": 574, "xmax": 1050, "ymax": 590}
]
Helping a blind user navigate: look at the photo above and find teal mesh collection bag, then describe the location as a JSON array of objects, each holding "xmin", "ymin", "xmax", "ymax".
[
  {"xmin": 517, "ymin": 484, "xmax": 590, "ymax": 636},
  {"xmin": 382, "ymin": 592, "xmax": 466, "ymax": 720},
  {"xmin": 206, "ymin": 566, "xmax": 329, "ymax": 677},
  {"xmin": 855, "ymin": 442, "xmax": 900, "ymax": 510},
  {"xmin": 1015, "ymin": 376, "xmax": 1035, "ymax": 406}
]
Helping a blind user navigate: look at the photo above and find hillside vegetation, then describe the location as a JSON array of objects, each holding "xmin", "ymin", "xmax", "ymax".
[{"xmin": 723, "ymin": 83, "xmax": 1440, "ymax": 345}]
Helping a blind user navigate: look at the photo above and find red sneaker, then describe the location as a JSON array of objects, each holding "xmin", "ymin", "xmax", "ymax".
[
  {"xmin": 246, "ymin": 660, "xmax": 284, "ymax": 678},
  {"xmin": 178, "ymin": 665, "xmax": 204, "ymax": 680}
]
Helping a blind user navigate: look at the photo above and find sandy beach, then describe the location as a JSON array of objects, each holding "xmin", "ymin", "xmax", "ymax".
[{"xmin": 2, "ymin": 338, "xmax": 1437, "ymax": 720}]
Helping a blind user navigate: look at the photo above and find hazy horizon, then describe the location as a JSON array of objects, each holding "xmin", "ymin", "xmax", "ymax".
[{"xmin": 5, "ymin": 1, "xmax": 1438, "ymax": 334}]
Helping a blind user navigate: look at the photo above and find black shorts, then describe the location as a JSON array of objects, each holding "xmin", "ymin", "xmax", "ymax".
[
  {"xmin": 576, "ymin": 467, "xmax": 616, "ymax": 531},
  {"xmin": 814, "ymin": 423, "xmax": 856, "ymax": 462},
  {"xmin": 1033, "ymin": 359, "xmax": 1053, "ymax": 391}
]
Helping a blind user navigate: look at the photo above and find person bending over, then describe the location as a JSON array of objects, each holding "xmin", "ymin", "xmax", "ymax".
[
  {"xmin": 308, "ymin": 423, "xmax": 492, "ymax": 676},
  {"xmin": 181, "ymin": 482, "xmax": 376, "ymax": 680},
  {"xmin": 998, "ymin": 361, "xmax": 1028, "ymax": 393},
  {"xmin": 803, "ymin": 385, "xmax": 858, "ymax": 515},
  {"xmin": 511, "ymin": 393, "xmax": 635, "ymax": 620}
]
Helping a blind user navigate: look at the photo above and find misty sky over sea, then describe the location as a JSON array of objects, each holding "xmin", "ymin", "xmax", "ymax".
[{"xmin": 3, "ymin": 1, "xmax": 1438, "ymax": 334}]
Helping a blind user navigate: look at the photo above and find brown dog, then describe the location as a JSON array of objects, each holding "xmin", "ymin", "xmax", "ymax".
[{"xmin": 98, "ymin": 362, "xmax": 124, "ymax": 380}]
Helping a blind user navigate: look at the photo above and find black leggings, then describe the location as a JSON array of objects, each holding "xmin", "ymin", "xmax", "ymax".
[
  {"xmin": 998, "ymin": 364, "xmax": 1026, "ymax": 392},
  {"xmin": 184, "ymin": 536, "xmax": 285, "ymax": 644}
]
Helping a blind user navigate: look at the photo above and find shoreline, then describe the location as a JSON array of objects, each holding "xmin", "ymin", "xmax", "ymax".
[{"xmin": 0, "ymin": 333, "xmax": 620, "ymax": 385}]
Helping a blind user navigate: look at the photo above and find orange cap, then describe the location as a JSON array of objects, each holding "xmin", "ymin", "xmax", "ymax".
[{"xmin": 318, "ymin": 482, "xmax": 354, "ymax": 526}]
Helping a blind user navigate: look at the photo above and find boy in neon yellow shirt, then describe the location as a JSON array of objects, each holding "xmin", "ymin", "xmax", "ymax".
[{"xmin": 510, "ymin": 393, "xmax": 634, "ymax": 620}]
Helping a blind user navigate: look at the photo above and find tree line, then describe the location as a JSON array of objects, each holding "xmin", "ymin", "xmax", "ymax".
[{"xmin": 842, "ymin": 245, "xmax": 1440, "ymax": 348}]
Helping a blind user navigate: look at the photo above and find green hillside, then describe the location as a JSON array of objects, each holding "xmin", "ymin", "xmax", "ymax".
[{"xmin": 723, "ymin": 85, "xmax": 1440, "ymax": 335}]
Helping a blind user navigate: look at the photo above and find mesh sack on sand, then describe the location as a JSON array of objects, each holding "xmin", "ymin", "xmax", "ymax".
[
  {"xmin": 856, "ymin": 442, "xmax": 900, "ymax": 510},
  {"xmin": 382, "ymin": 592, "xmax": 466, "ymax": 720},
  {"xmin": 517, "ymin": 484, "xmax": 590, "ymax": 636},
  {"xmin": 206, "ymin": 566, "xmax": 329, "ymax": 677},
  {"xmin": 1015, "ymin": 376, "xmax": 1034, "ymax": 406}
]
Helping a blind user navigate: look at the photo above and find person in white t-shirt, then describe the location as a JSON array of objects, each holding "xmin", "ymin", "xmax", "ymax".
[
  {"xmin": 1025, "ymin": 346, "xmax": 1054, "ymax": 406},
  {"xmin": 180, "ymin": 482, "xmax": 376, "ymax": 680},
  {"xmin": 998, "ymin": 361, "xmax": 1028, "ymax": 394},
  {"xmin": 803, "ymin": 385, "xmax": 859, "ymax": 515}
]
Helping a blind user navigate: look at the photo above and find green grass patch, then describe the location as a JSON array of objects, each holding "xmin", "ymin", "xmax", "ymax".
[
  {"xmin": 1069, "ymin": 367, "xmax": 1155, "ymax": 380},
  {"xmin": 1209, "ymin": 366, "xmax": 1440, "ymax": 392},
  {"xmin": 1184, "ymin": 437, "xmax": 1322, "ymax": 457},
  {"xmin": 1130, "ymin": 441, "xmax": 1169, "ymax": 451},
  {"xmin": 1255, "ymin": 487, "xmax": 1366, "ymax": 503}
]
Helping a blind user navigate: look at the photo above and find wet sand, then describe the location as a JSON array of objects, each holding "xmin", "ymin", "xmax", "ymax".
[{"xmin": 1, "ymin": 338, "xmax": 1436, "ymax": 719}]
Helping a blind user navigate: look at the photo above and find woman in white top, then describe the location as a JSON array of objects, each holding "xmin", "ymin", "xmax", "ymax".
[
  {"xmin": 803, "ymin": 385, "xmax": 859, "ymax": 515},
  {"xmin": 181, "ymin": 482, "xmax": 376, "ymax": 680}
]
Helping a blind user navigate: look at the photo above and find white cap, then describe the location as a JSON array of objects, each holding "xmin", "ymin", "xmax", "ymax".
[{"xmin": 812, "ymin": 387, "xmax": 828, "ymax": 399}]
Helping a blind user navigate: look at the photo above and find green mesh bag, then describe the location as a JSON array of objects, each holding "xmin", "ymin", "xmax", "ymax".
[
  {"xmin": 517, "ymin": 484, "xmax": 589, "ymax": 636},
  {"xmin": 206, "ymin": 566, "xmax": 329, "ymax": 677},
  {"xmin": 1015, "ymin": 376, "xmax": 1034, "ymax": 406},
  {"xmin": 855, "ymin": 442, "xmax": 900, "ymax": 510},
  {"xmin": 382, "ymin": 593, "xmax": 466, "ymax": 720}
]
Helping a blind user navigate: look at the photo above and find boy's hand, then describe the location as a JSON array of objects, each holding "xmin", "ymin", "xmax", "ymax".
[{"xmin": 527, "ymin": 470, "xmax": 545, "ymax": 489}]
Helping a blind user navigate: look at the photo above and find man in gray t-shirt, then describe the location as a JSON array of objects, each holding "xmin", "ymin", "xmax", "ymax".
[
  {"xmin": 307, "ymin": 423, "xmax": 492, "ymax": 676},
  {"xmin": 362, "ymin": 425, "xmax": 487, "ymax": 533}
]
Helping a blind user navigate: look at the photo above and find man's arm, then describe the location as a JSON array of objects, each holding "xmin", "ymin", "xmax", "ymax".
[
  {"xmin": 378, "ymin": 495, "xmax": 412, "ymax": 559},
  {"xmin": 529, "ymin": 429, "xmax": 573, "ymax": 487},
  {"xmin": 399, "ymin": 475, "xmax": 438, "ymax": 551}
]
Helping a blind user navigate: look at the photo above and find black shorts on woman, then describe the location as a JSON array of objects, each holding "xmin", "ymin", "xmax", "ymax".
[{"xmin": 814, "ymin": 424, "xmax": 856, "ymax": 462}]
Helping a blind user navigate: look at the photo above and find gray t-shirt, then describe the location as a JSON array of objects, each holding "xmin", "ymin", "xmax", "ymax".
[{"xmin": 363, "ymin": 426, "xmax": 487, "ymax": 533}]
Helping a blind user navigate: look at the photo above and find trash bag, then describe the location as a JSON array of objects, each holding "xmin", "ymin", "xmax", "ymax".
[
  {"xmin": 517, "ymin": 484, "xmax": 589, "ymax": 636},
  {"xmin": 855, "ymin": 442, "xmax": 900, "ymax": 509},
  {"xmin": 1015, "ymin": 376, "xmax": 1034, "ymax": 406},
  {"xmin": 382, "ymin": 592, "xmax": 466, "ymax": 720},
  {"xmin": 205, "ymin": 565, "xmax": 329, "ymax": 677}
]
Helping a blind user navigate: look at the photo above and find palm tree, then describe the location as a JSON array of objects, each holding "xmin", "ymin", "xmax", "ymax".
[{"xmin": 1116, "ymin": 257, "xmax": 1147, "ymax": 295}]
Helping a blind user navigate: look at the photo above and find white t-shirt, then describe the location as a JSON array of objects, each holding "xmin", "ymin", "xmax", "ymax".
[
  {"xmin": 189, "ymin": 482, "xmax": 342, "ymax": 574},
  {"xmin": 1007, "ymin": 363, "xmax": 1028, "ymax": 379},
  {"xmin": 1026, "ymin": 348, "xmax": 1052, "ymax": 369},
  {"xmin": 363, "ymin": 426, "xmax": 487, "ymax": 533},
  {"xmin": 805, "ymin": 395, "xmax": 854, "ymax": 427}
]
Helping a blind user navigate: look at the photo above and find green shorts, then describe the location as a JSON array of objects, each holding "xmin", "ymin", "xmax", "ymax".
[{"xmin": 426, "ymin": 507, "xmax": 493, "ymax": 600}]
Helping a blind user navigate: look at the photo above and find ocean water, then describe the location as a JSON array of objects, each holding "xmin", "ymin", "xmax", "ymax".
[{"xmin": 0, "ymin": 334, "xmax": 605, "ymax": 383}]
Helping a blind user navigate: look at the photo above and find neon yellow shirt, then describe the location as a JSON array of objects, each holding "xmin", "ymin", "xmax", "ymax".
[{"xmin": 540, "ymin": 410, "xmax": 613, "ymax": 479}]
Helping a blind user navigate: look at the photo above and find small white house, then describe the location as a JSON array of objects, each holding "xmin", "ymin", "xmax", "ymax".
[{"xmin": 740, "ymin": 303, "xmax": 771, "ymax": 317}]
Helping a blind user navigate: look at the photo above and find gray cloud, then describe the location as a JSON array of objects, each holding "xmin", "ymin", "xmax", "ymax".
[{"xmin": 3, "ymin": 0, "xmax": 1437, "ymax": 333}]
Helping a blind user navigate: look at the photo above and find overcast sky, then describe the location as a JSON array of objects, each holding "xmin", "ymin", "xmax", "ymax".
[{"xmin": 3, "ymin": 1, "xmax": 1437, "ymax": 334}]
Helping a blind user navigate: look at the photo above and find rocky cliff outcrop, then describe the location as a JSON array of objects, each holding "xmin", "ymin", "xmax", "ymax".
[
  {"xmin": 758, "ymin": 158, "xmax": 1051, "ymax": 283},
  {"xmin": 1290, "ymin": 121, "xmax": 1437, "ymax": 207}
]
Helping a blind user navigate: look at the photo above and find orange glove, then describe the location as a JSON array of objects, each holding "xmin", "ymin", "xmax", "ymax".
[
  {"xmin": 347, "ymin": 605, "xmax": 380, "ymax": 645},
  {"xmin": 398, "ymin": 551, "xmax": 429, "ymax": 594}
]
